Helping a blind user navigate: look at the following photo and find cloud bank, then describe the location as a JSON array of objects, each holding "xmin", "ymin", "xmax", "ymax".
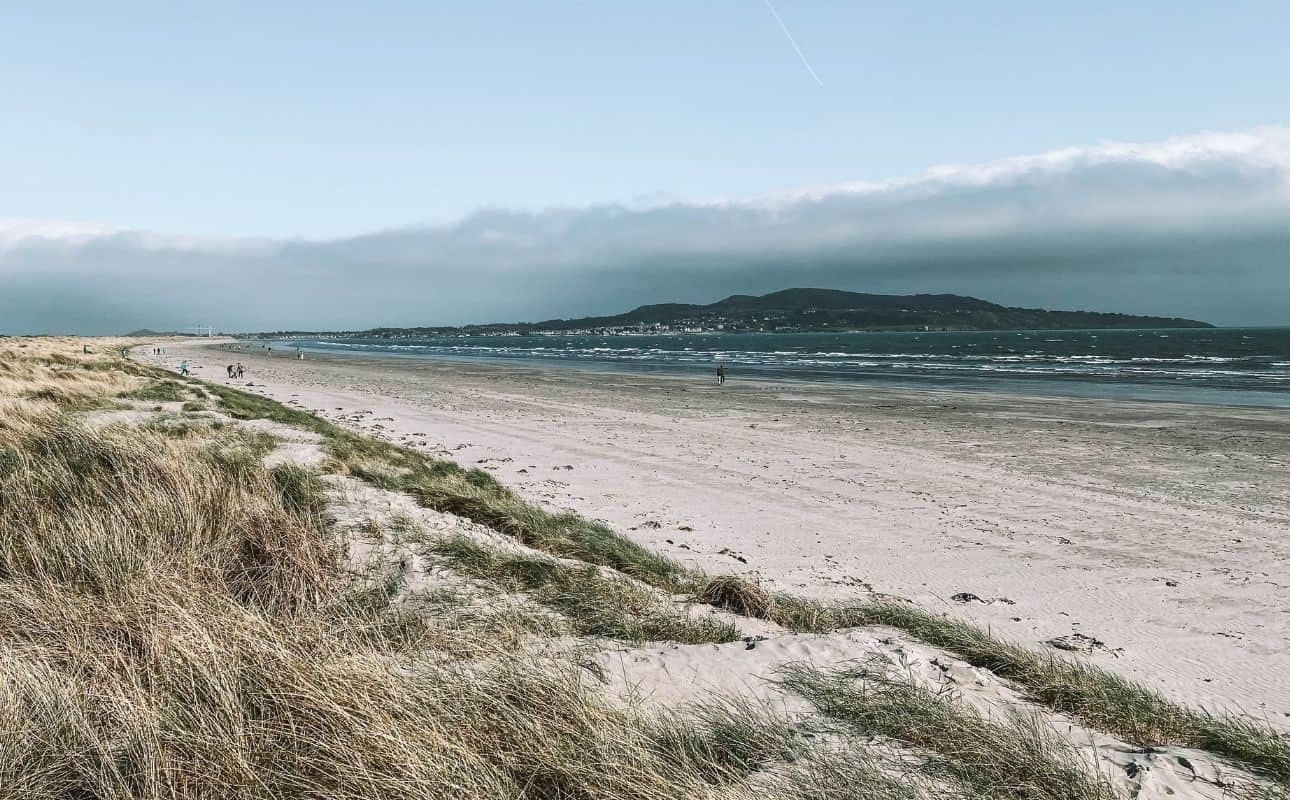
[{"xmin": 3, "ymin": 127, "xmax": 1290, "ymax": 334}]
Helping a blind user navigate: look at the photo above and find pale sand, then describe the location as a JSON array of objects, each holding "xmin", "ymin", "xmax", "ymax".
[{"xmin": 159, "ymin": 340, "xmax": 1290, "ymax": 724}]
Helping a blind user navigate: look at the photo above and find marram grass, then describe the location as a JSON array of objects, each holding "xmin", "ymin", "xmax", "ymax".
[{"xmin": 5, "ymin": 339, "xmax": 1284, "ymax": 797}]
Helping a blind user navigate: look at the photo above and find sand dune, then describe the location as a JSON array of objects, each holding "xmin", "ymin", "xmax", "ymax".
[{"xmin": 164, "ymin": 340, "xmax": 1290, "ymax": 724}]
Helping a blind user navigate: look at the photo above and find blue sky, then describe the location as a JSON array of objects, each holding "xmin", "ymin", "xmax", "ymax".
[
  {"xmin": 3, "ymin": 2, "xmax": 1290, "ymax": 332},
  {"xmin": 4, "ymin": 1, "xmax": 1288, "ymax": 238}
]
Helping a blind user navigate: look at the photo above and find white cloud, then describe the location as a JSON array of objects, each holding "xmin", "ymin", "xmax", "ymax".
[
  {"xmin": 0, "ymin": 219, "xmax": 123, "ymax": 250},
  {"xmin": 3, "ymin": 127, "xmax": 1290, "ymax": 333}
]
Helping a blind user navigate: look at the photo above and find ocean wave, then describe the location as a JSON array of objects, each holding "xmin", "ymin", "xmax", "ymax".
[{"xmin": 285, "ymin": 331, "xmax": 1290, "ymax": 395}]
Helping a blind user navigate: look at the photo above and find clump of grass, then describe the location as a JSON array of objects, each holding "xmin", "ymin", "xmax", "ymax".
[
  {"xmin": 779, "ymin": 661, "xmax": 1119, "ymax": 800},
  {"xmin": 269, "ymin": 463, "xmax": 331, "ymax": 517},
  {"xmin": 205, "ymin": 381, "xmax": 337, "ymax": 434},
  {"xmin": 181, "ymin": 400, "xmax": 206, "ymax": 412},
  {"xmin": 429, "ymin": 535, "xmax": 740, "ymax": 645},
  {"xmin": 697, "ymin": 574, "xmax": 777, "ymax": 618},
  {"xmin": 434, "ymin": 494, "xmax": 685, "ymax": 585},
  {"xmin": 694, "ymin": 574, "xmax": 836, "ymax": 632},
  {"xmin": 0, "ymin": 407, "xmax": 339, "ymax": 613},
  {"xmin": 123, "ymin": 378, "xmax": 190, "ymax": 402},
  {"xmin": 325, "ymin": 571, "xmax": 544, "ymax": 657},
  {"xmin": 20, "ymin": 385, "xmax": 89, "ymax": 407},
  {"xmin": 646, "ymin": 697, "xmax": 805, "ymax": 785},
  {"xmin": 762, "ymin": 746, "xmax": 939, "ymax": 800},
  {"xmin": 385, "ymin": 511, "xmax": 423, "ymax": 542},
  {"xmin": 348, "ymin": 590, "xmax": 574, "ymax": 660},
  {"xmin": 423, "ymin": 654, "xmax": 758, "ymax": 799}
]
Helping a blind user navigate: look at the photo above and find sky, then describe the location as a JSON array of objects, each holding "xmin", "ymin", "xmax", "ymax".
[{"xmin": 2, "ymin": 1, "xmax": 1289, "ymax": 333}]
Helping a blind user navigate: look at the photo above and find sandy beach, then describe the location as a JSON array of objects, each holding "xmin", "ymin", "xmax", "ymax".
[{"xmin": 159, "ymin": 340, "xmax": 1290, "ymax": 723}]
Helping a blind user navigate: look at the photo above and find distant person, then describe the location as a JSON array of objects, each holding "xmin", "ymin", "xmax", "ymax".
[
  {"xmin": 226, "ymin": 364, "xmax": 235, "ymax": 378},
  {"xmin": 297, "ymin": 349, "xmax": 304, "ymax": 360},
  {"xmin": 236, "ymin": 363, "xmax": 244, "ymax": 378},
  {"xmin": 716, "ymin": 364, "xmax": 726, "ymax": 385},
  {"xmin": 179, "ymin": 360, "xmax": 190, "ymax": 376}
]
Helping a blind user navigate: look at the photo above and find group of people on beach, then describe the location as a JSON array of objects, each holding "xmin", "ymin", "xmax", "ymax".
[
  {"xmin": 150, "ymin": 347, "xmax": 166, "ymax": 356},
  {"xmin": 226, "ymin": 363, "xmax": 245, "ymax": 379}
]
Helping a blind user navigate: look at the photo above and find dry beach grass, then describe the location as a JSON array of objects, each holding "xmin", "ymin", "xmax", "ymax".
[{"xmin": 0, "ymin": 337, "xmax": 1287, "ymax": 798}]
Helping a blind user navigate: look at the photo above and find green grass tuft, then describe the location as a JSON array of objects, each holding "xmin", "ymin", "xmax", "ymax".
[
  {"xmin": 779, "ymin": 661, "xmax": 1119, "ymax": 800},
  {"xmin": 646, "ymin": 697, "xmax": 805, "ymax": 785},
  {"xmin": 429, "ymin": 535, "xmax": 740, "ymax": 645},
  {"xmin": 123, "ymin": 378, "xmax": 190, "ymax": 402}
]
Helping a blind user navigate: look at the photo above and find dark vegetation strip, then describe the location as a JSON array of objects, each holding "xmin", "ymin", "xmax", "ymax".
[
  {"xmin": 199, "ymin": 372, "xmax": 1290, "ymax": 786},
  {"xmin": 123, "ymin": 378, "xmax": 190, "ymax": 402},
  {"xmin": 428, "ymin": 535, "xmax": 740, "ymax": 645}
]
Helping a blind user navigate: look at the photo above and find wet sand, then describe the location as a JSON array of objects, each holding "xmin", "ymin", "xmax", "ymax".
[{"xmin": 163, "ymin": 340, "xmax": 1290, "ymax": 723}]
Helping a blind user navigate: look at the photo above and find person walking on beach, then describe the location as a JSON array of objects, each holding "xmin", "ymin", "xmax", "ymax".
[
  {"xmin": 715, "ymin": 364, "xmax": 726, "ymax": 385},
  {"xmin": 179, "ymin": 360, "xmax": 190, "ymax": 376},
  {"xmin": 235, "ymin": 363, "xmax": 244, "ymax": 379}
]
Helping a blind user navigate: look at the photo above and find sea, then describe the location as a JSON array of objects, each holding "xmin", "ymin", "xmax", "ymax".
[{"xmin": 270, "ymin": 327, "xmax": 1290, "ymax": 408}]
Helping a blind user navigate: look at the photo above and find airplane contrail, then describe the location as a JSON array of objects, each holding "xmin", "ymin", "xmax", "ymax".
[{"xmin": 764, "ymin": 0, "xmax": 824, "ymax": 86}]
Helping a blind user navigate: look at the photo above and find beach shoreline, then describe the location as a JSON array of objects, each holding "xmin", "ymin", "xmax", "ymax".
[
  {"xmin": 157, "ymin": 339, "xmax": 1290, "ymax": 723},
  {"xmin": 265, "ymin": 327, "xmax": 1290, "ymax": 410}
]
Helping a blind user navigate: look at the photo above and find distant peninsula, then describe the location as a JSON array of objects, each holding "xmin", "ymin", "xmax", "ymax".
[{"xmin": 261, "ymin": 288, "xmax": 1211, "ymax": 338}]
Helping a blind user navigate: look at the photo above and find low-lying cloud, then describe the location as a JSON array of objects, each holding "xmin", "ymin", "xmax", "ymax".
[{"xmin": 4, "ymin": 127, "xmax": 1290, "ymax": 334}]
